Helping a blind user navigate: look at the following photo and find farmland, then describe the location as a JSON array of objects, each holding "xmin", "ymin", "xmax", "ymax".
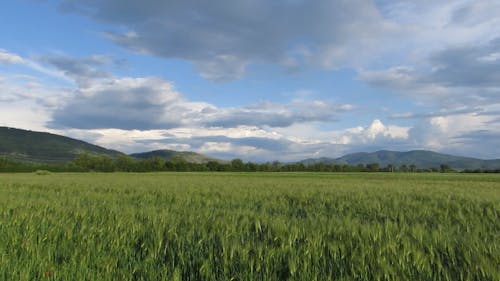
[{"xmin": 0, "ymin": 172, "xmax": 499, "ymax": 280}]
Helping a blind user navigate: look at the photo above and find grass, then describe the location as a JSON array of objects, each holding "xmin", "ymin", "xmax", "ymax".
[{"xmin": 0, "ymin": 172, "xmax": 499, "ymax": 280}]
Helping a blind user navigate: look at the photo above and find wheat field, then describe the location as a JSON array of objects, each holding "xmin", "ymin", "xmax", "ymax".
[{"xmin": 0, "ymin": 172, "xmax": 499, "ymax": 280}]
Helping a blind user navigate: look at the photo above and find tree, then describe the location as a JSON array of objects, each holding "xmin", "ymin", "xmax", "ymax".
[
  {"xmin": 440, "ymin": 164, "xmax": 450, "ymax": 173},
  {"xmin": 172, "ymin": 159, "xmax": 188, "ymax": 172},
  {"xmin": 230, "ymin": 159, "xmax": 245, "ymax": 171},
  {"xmin": 386, "ymin": 164, "xmax": 394, "ymax": 172},
  {"xmin": 246, "ymin": 162, "xmax": 258, "ymax": 172},
  {"xmin": 140, "ymin": 157, "xmax": 165, "ymax": 171},
  {"xmin": 115, "ymin": 155, "xmax": 135, "ymax": 171},
  {"xmin": 206, "ymin": 161, "xmax": 221, "ymax": 171},
  {"xmin": 272, "ymin": 160, "xmax": 281, "ymax": 171},
  {"xmin": 400, "ymin": 164, "xmax": 409, "ymax": 172},
  {"xmin": 357, "ymin": 164, "xmax": 365, "ymax": 172},
  {"xmin": 366, "ymin": 163, "xmax": 380, "ymax": 172},
  {"xmin": 409, "ymin": 164, "xmax": 417, "ymax": 172},
  {"xmin": 73, "ymin": 153, "xmax": 114, "ymax": 171}
]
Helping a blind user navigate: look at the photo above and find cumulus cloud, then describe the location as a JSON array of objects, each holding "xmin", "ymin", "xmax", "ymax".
[
  {"xmin": 317, "ymin": 119, "xmax": 412, "ymax": 156},
  {"xmin": 59, "ymin": 0, "xmax": 398, "ymax": 80},
  {"xmin": 49, "ymin": 74, "xmax": 352, "ymax": 130},
  {"xmin": 50, "ymin": 77, "xmax": 210, "ymax": 130},
  {"xmin": 407, "ymin": 113, "xmax": 500, "ymax": 158},
  {"xmin": 350, "ymin": 119, "xmax": 409, "ymax": 141}
]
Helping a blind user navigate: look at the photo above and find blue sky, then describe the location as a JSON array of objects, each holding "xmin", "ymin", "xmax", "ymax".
[{"xmin": 1, "ymin": 0, "xmax": 499, "ymax": 161}]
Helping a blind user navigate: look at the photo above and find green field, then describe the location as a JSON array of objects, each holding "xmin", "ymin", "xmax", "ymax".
[{"xmin": 0, "ymin": 173, "xmax": 499, "ymax": 280}]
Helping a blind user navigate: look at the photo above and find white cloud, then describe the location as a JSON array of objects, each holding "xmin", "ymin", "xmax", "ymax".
[
  {"xmin": 0, "ymin": 72, "xmax": 70, "ymax": 131},
  {"xmin": 407, "ymin": 112, "xmax": 500, "ymax": 157},
  {"xmin": 49, "ymin": 72, "xmax": 352, "ymax": 130},
  {"xmin": 0, "ymin": 49, "xmax": 24, "ymax": 64},
  {"xmin": 0, "ymin": 100, "xmax": 51, "ymax": 131},
  {"xmin": 50, "ymin": 76, "xmax": 215, "ymax": 129},
  {"xmin": 337, "ymin": 119, "xmax": 409, "ymax": 144}
]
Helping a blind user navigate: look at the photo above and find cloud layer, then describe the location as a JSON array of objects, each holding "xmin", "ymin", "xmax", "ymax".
[{"xmin": 60, "ymin": 0, "xmax": 397, "ymax": 80}]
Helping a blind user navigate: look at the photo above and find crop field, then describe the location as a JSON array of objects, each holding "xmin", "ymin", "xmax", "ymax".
[{"xmin": 0, "ymin": 172, "xmax": 499, "ymax": 280}]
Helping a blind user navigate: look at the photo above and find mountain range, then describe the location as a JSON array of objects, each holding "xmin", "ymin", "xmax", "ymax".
[
  {"xmin": 1, "ymin": 126, "xmax": 499, "ymax": 169},
  {"xmin": 300, "ymin": 150, "xmax": 500, "ymax": 170}
]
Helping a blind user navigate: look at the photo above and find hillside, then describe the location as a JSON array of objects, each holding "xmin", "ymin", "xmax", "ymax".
[
  {"xmin": 300, "ymin": 150, "xmax": 500, "ymax": 170},
  {"xmin": 0, "ymin": 127, "xmax": 122, "ymax": 164},
  {"xmin": 130, "ymin": 149, "xmax": 222, "ymax": 164}
]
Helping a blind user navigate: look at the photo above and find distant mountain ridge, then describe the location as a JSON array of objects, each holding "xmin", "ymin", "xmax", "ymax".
[
  {"xmin": 300, "ymin": 150, "xmax": 500, "ymax": 170},
  {"xmin": 1, "ymin": 127, "xmax": 499, "ymax": 169},
  {"xmin": 130, "ymin": 150, "xmax": 222, "ymax": 164},
  {"xmin": 0, "ymin": 126, "xmax": 122, "ymax": 164}
]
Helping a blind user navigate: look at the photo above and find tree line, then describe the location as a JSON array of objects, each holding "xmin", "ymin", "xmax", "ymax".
[{"xmin": 1, "ymin": 154, "xmax": 499, "ymax": 173}]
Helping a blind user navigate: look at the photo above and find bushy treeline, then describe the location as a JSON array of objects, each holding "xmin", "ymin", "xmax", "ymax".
[
  {"xmin": 2, "ymin": 154, "xmax": 499, "ymax": 173},
  {"xmin": 0, "ymin": 157, "xmax": 84, "ymax": 173}
]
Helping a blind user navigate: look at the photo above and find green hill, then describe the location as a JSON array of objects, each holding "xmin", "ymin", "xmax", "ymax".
[
  {"xmin": 130, "ymin": 150, "xmax": 222, "ymax": 164},
  {"xmin": 0, "ymin": 127, "xmax": 122, "ymax": 164},
  {"xmin": 300, "ymin": 150, "xmax": 500, "ymax": 170}
]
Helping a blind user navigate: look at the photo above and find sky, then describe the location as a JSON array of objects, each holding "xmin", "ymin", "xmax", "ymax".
[{"xmin": 1, "ymin": 0, "xmax": 499, "ymax": 161}]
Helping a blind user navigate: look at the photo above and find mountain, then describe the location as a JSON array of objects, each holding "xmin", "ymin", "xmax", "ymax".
[
  {"xmin": 0, "ymin": 127, "xmax": 221, "ymax": 165},
  {"xmin": 0, "ymin": 127, "xmax": 122, "ymax": 164},
  {"xmin": 2, "ymin": 126, "xmax": 498, "ymax": 170},
  {"xmin": 130, "ymin": 150, "xmax": 222, "ymax": 164},
  {"xmin": 300, "ymin": 150, "xmax": 500, "ymax": 170}
]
